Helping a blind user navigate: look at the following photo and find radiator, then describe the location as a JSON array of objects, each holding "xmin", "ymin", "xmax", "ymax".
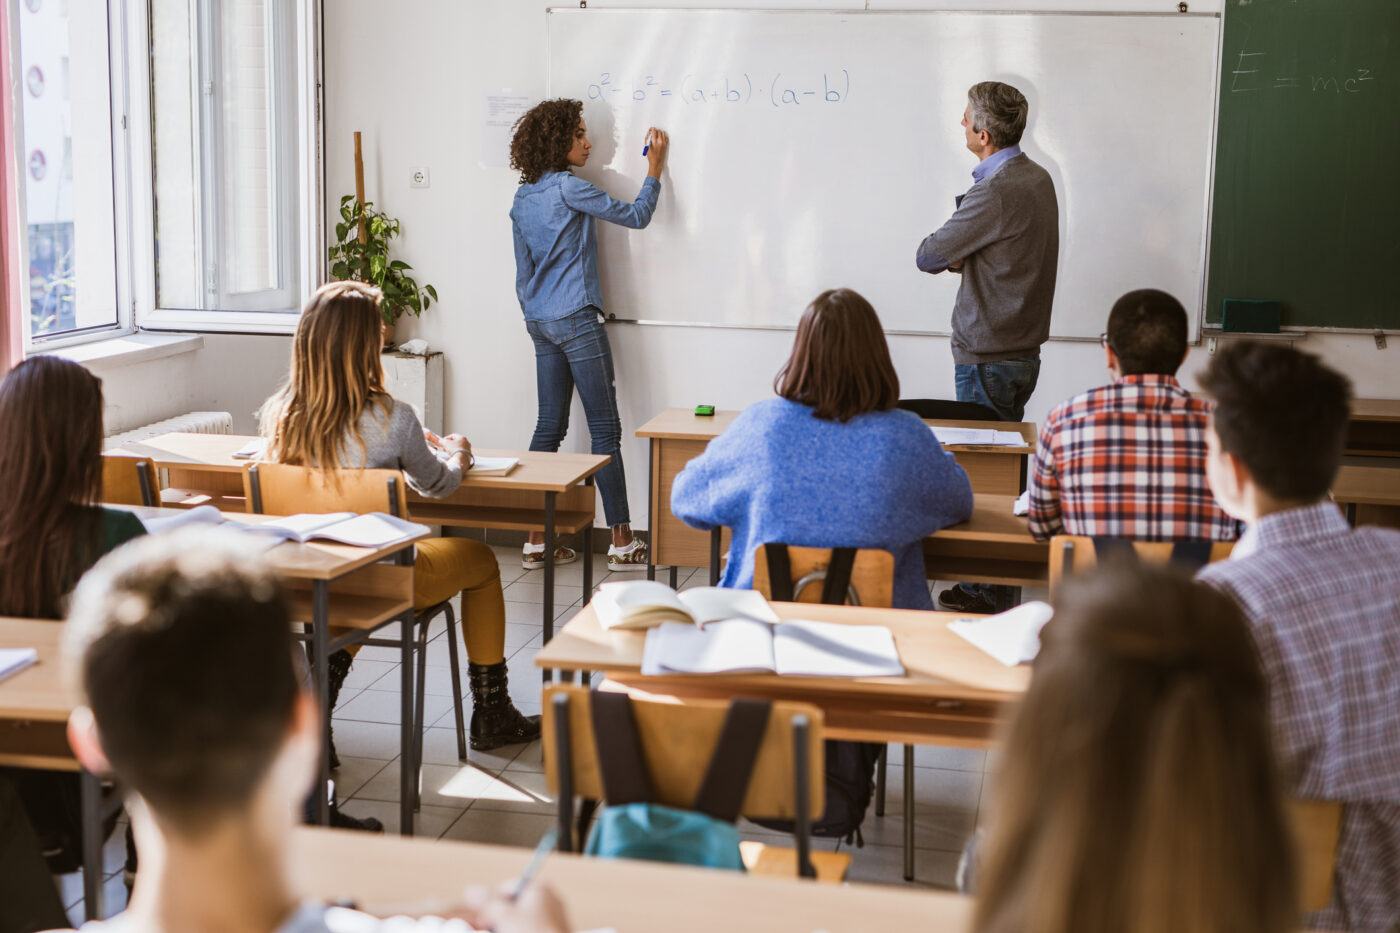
[{"xmin": 104, "ymin": 411, "xmax": 233, "ymax": 449}]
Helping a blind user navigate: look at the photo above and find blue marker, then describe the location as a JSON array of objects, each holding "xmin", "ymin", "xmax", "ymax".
[{"xmin": 642, "ymin": 131, "xmax": 651, "ymax": 157}]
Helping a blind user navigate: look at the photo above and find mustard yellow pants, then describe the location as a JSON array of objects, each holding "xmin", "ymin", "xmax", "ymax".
[{"xmin": 338, "ymin": 537, "xmax": 506, "ymax": 666}]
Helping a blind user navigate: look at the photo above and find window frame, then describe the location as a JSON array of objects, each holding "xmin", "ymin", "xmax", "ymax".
[
  {"xmin": 131, "ymin": 0, "xmax": 322, "ymax": 335},
  {"xmin": 12, "ymin": 0, "xmax": 135, "ymax": 354}
]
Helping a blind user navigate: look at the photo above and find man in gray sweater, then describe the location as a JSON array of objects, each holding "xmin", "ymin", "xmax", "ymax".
[{"xmin": 917, "ymin": 80, "xmax": 1059, "ymax": 614}]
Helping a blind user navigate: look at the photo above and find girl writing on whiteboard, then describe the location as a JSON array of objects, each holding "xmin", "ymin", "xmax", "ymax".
[{"xmin": 509, "ymin": 99, "xmax": 668, "ymax": 571}]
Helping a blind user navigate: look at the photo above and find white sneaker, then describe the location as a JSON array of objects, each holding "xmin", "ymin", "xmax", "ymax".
[{"xmin": 607, "ymin": 538, "xmax": 649, "ymax": 572}]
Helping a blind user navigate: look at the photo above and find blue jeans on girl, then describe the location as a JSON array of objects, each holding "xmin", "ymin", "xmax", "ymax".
[{"xmin": 525, "ymin": 306, "xmax": 631, "ymax": 528}]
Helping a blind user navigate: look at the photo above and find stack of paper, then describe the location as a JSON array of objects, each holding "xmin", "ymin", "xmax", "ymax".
[
  {"xmin": 947, "ymin": 601, "xmax": 1054, "ymax": 666},
  {"xmin": 469, "ymin": 456, "xmax": 519, "ymax": 476}
]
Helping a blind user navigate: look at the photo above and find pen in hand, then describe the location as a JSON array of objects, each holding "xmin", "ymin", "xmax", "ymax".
[
  {"xmin": 642, "ymin": 131, "xmax": 652, "ymax": 157},
  {"xmin": 508, "ymin": 828, "xmax": 558, "ymax": 902}
]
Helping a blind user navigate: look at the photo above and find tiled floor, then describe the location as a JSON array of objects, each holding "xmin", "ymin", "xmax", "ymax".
[{"xmin": 62, "ymin": 545, "xmax": 1020, "ymax": 922}]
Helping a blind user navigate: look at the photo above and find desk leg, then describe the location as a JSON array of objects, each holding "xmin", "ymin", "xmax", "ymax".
[
  {"xmin": 646, "ymin": 438, "xmax": 656, "ymax": 581},
  {"xmin": 903, "ymin": 745, "xmax": 915, "ymax": 881},
  {"xmin": 583, "ymin": 476, "xmax": 595, "ymax": 606},
  {"xmin": 668, "ymin": 565, "xmax": 678, "ymax": 588},
  {"xmin": 543, "ymin": 491, "xmax": 556, "ymax": 683},
  {"xmin": 400, "ymin": 613, "xmax": 416, "ymax": 836},
  {"xmin": 80, "ymin": 769, "xmax": 104, "ymax": 921},
  {"xmin": 313, "ymin": 581, "xmax": 331, "ymax": 826},
  {"xmin": 709, "ymin": 528, "xmax": 721, "ymax": 586}
]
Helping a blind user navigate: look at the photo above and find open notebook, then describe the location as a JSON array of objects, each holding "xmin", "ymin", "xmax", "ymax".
[
  {"xmin": 140, "ymin": 505, "xmax": 427, "ymax": 548},
  {"xmin": 641, "ymin": 618, "xmax": 904, "ymax": 678},
  {"xmin": 593, "ymin": 580, "xmax": 778, "ymax": 631},
  {"xmin": 930, "ymin": 426, "xmax": 1025, "ymax": 447}
]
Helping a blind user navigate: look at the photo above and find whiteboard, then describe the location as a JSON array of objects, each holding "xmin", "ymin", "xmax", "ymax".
[{"xmin": 547, "ymin": 9, "xmax": 1220, "ymax": 339}]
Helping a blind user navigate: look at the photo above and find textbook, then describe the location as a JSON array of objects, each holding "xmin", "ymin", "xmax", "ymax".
[
  {"xmin": 469, "ymin": 456, "xmax": 519, "ymax": 476},
  {"xmin": 592, "ymin": 580, "xmax": 779, "ymax": 631},
  {"xmin": 947, "ymin": 601, "xmax": 1054, "ymax": 666},
  {"xmin": 641, "ymin": 618, "xmax": 905, "ymax": 678},
  {"xmin": 930, "ymin": 426, "xmax": 1025, "ymax": 447},
  {"xmin": 0, "ymin": 648, "xmax": 38, "ymax": 684}
]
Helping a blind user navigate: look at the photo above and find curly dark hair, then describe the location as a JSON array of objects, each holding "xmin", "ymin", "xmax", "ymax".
[{"xmin": 509, "ymin": 98, "xmax": 583, "ymax": 185}]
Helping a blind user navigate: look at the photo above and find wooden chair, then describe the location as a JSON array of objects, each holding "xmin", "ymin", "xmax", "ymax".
[
  {"xmin": 543, "ymin": 685, "xmax": 850, "ymax": 882},
  {"xmin": 751, "ymin": 544, "xmax": 894, "ymax": 608},
  {"xmin": 242, "ymin": 462, "xmax": 467, "ymax": 805},
  {"xmin": 750, "ymin": 544, "xmax": 918, "ymax": 877},
  {"xmin": 101, "ymin": 453, "xmax": 160, "ymax": 507},
  {"xmin": 1288, "ymin": 798, "xmax": 1343, "ymax": 914},
  {"xmin": 1048, "ymin": 535, "xmax": 1236, "ymax": 599}
]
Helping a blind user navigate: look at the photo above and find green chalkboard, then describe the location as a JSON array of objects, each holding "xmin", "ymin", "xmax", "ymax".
[{"xmin": 1207, "ymin": 0, "xmax": 1400, "ymax": 331}]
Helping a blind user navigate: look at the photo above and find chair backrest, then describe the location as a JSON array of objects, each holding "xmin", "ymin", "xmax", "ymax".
[
  {"xmin": 1048, "ymin": 535, "xmax": 1236, "ymax": 599},
  {"xmin": 897, "ymin": 398, "xmax": 1004, "ymax": 422},
  {"xmin": 751, "ymin": 544, "xmax": 895, "ymax": 609},
  {"xmin": 543, "ymin": 685, "xmax": 825, "ymax": 822},
  {"xmin": 242, "ymin": 462, "xmax": 409, "ymax": 517},
  {"xmin": 101, "ymin": 454, "xmax": 160, "ymax": 507},
  {"xmin": 1288, "ymin": 798, "xmax": 1343, "ymax": 913}
]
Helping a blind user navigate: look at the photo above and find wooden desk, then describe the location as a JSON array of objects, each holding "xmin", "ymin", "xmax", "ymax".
[
  {"xmin": 290, "ymin": 827, "xmax": 972, "ymax": 932},
  {"xmin": 0, "ymin": 618, "xmax": 109, "ymax": 918},
  {"xmin": 115, "ymin": 433, "xmax": 609, "ymax": 648},
  {"xmin": 636, "ymin": 408, "xmax": 1035, "ymax": 583},
  {"xmin": 1333, "ymin": 459, "xmax": 1400, "ymax": 529},
  {"xmin": 113, "ymin": 504, "xmax": 424, "ymax": 833},
  {"xmin": 924, "ymin": 494, "xmax": 1049, "ymax": 588},
  {"xmin": 1347, "ymin": 398, "xmax": 1400, "ymax": 458},
  {"xmin": 535, "ymin": 600, "xmax": 1028, "ymax": 749}
]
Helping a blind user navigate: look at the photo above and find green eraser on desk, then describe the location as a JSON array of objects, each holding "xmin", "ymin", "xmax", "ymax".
[
  {"xmin": 694, "ymin": 405, "xmax": 716, "ymax": 416},
  {"xmin": 1221, "ymin": 299, "xmax": 1282, "ymax": 334}
]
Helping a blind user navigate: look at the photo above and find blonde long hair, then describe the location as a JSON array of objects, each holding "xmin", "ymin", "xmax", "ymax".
[
  {"xmin": 973, "ymin": 561, "xmax": 1297, "ymax": 933},
  {"xmin": 259, "ymin": 281, "xmax": 390, "ymax": 473}
]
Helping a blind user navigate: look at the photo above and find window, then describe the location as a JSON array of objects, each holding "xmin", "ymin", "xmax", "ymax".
[
  {"xmin": 6, "ymin": 0, "xmax": 320, "ymax": 349},
  {"xmin": 13, "ymin": 0, "xmax": 123, "ymax": 345}
]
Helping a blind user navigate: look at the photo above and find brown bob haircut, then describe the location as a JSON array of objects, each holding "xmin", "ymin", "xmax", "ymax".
[{"xmin": 774, "ymin": 288, "xmax": 900, "ymax": 423}]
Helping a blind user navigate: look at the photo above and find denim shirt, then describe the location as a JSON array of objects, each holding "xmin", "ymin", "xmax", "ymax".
[{"xmin": 509, "ymin": 170, "xmax": 661, "ymax": 322}]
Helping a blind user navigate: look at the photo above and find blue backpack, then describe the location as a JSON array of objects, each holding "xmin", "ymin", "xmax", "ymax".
[{"xmin": 583, "ymin": 691, "xmax": 772, "ymax": 871}]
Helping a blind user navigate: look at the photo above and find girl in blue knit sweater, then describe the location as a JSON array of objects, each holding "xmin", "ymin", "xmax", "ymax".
[{"xmin": 671, "ymin": 288, "xmax": 973, "ymax": 610}]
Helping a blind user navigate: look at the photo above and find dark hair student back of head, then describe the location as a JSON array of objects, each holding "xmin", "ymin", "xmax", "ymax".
[
  {"xmin": 509, "ymin": 98, "xmax": 584, "ymax": 185},
  {"xmin": 1199, "ymin": 342, "xmax": 1352, "ymax": 503},
  {"xmin": 775, "ymin": 288, "xmax": 900, "ymax": 423},
  {"xmin": 64, "ymin": 529, "xmax": 301, "ymax": 830},
  {"xmin": 1105, "ymin": 289, "xmax": 1189, "ymax": 376}
]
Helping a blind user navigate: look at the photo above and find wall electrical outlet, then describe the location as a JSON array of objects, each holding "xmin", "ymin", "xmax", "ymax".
[{"xmin": 409, "ymin": 166, "xmax": 430, "ymax": 188}]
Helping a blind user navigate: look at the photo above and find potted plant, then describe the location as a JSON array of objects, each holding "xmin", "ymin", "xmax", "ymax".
[{"xmin": 328, "ymin": 194, "xmax": 438, "ymax": 347}]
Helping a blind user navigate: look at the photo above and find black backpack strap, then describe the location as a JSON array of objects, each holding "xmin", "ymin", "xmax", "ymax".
[
  {"xmin": 691, "ymin": 698, "xmax": 773, "ymax": 823},
  {"xmin": 820, "ymin": 547, "xmax": 857, "ymax": 605},
  {"xmin": 1168, "ymin": 540, "xmax": 1214, "ymax": 571},
  {"xmin": 589, "ymin": 691, "xmax": 653, "ymax": 806},
  {"xmin": 763, "ymin": 544, "xmax": 795, "ymax": 602},
  {"xmin": 1091, "ymin": 537, "xmax": 1137, "ymax": 562}
]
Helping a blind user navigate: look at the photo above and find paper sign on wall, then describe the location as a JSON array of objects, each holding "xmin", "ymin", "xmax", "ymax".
[{"xmin": 481, "ymin": 92, "xmax": 532, "ymax": 170}]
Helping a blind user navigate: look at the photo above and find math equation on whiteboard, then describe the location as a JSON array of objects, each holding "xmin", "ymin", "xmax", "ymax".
[{"xmin": 585, "ymin": 71, "xmax": 851, "ymax": 108}]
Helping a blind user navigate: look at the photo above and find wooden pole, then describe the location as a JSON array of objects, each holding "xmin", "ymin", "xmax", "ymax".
[{"xmin": 353, "ymin": 131, "xmax": 367, "ymax": 244}]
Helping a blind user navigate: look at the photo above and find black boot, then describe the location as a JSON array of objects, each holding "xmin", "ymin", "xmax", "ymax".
[
  {"xmin": 468, "ymin": 661, "xmax": 542, "ymax": 750},
  {"xmin": 325, "ymin": 649, "xmax": 353, "ymax": 770}
]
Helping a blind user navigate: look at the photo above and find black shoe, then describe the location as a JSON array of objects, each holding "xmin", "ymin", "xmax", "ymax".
[
  {"xmin": 468, "ymin": 661, "xmax": 542, "ymax": 751},
  {"xmin": 938, "ymin": 585, "xmax": 996, "ymax": 615},
  {"xmin": 324, "ymin": 649, "xmax": 354, "ymax": 770},
  {"xmin": 329, "ymin": 805, "xmax": 384, "ymax": 833}
]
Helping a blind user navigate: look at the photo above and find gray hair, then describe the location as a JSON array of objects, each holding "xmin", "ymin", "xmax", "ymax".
[{"xmin": 967, "ymin": 82, "xmax": 1028, "ymax": 149}]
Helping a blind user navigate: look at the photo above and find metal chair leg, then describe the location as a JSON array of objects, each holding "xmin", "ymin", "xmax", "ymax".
[
  {"xmin": 903, "ymin": 744, "xmax": 915, "ymax": 881},
  {"xmin": 875, "ymin": 744, "xmax": 888, "ymax": 817},
  {"xmin": 413, "ymin": 618, "xmax": 431, "ymax": 813},
  {"xmin": 443, "ymin": 602, "xmax": 468, "ymax": 759}
]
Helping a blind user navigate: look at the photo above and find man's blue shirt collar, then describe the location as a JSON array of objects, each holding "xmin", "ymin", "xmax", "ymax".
[{"xmin": 972, "ymin": 144, "xmax": 1022, "ymax": 183}]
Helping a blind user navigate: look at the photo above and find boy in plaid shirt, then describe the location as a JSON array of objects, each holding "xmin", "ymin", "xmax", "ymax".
[
  {"xmin": 1197, "ymin": 343, "xmax": 1400, "ymax": 932},
  {"xmin": 1026, "ymin": 289, "xmax": 1239, "ymax": 542}
]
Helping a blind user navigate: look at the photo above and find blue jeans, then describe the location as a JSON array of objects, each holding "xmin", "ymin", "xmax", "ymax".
[
  {"xmin": 954, "ymin": 357, "xmax": 1041, "ymax": 423},
  {"xmin": 954, "ymin": 356, "xmax": 1040, "ymax": 608},
  {"xmin": 525, "ymin": 307, "xmax": 631, "ymax": 528}
]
